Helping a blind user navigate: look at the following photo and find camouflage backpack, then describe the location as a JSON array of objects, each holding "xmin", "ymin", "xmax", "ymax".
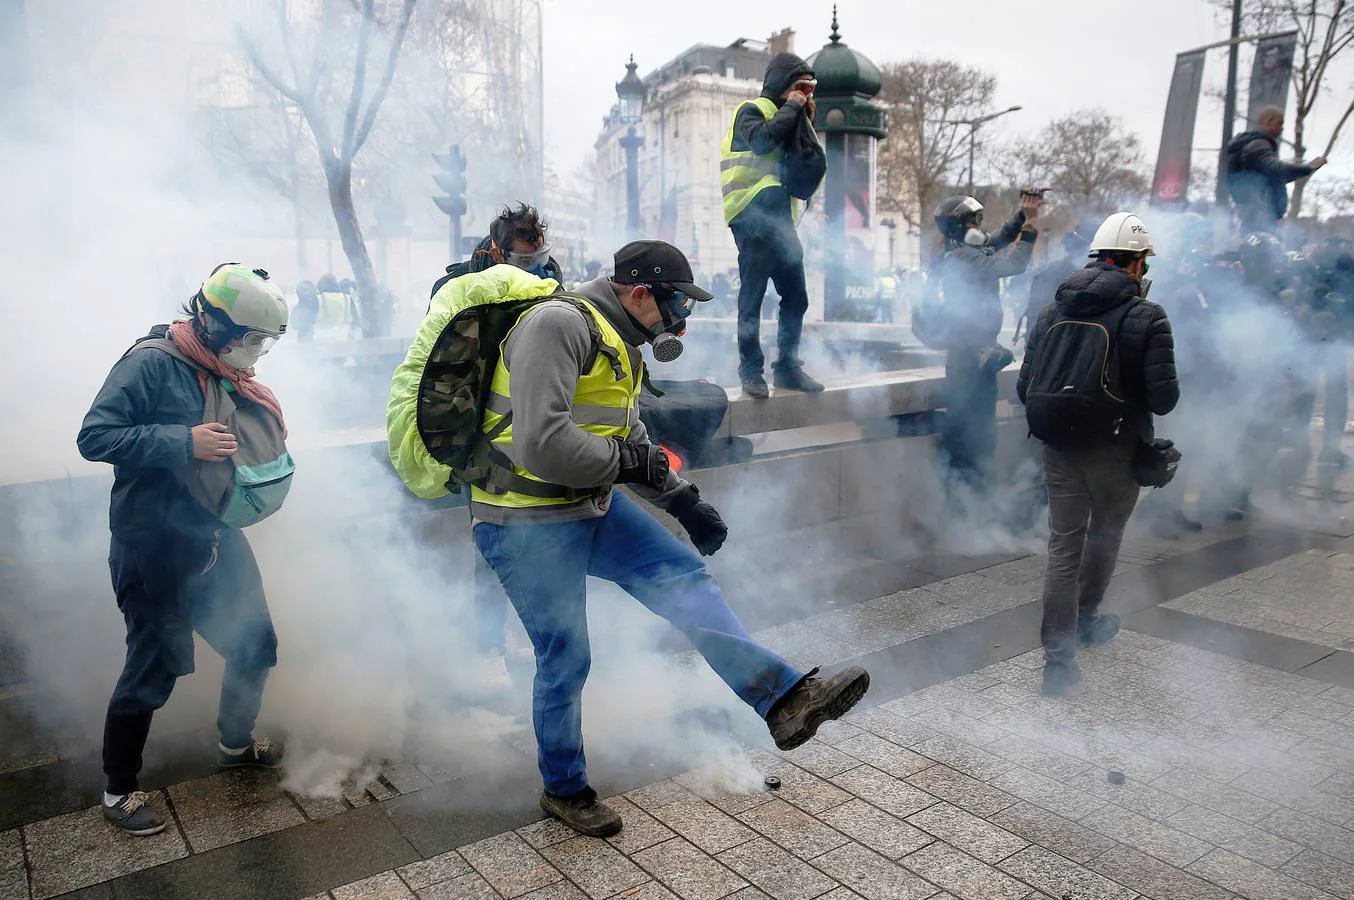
[{"xmin": 387, "ymin": 265, "xmax": 621, "ymax": 500}]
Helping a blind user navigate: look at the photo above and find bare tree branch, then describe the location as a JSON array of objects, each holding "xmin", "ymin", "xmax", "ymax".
[
  {"xmin": 352, "ymin": 0, "xmax": 416, "ymax": 156},
  {"xmin": 238, "ymin": 26, "xmax": 304, "ymax": 106},
  {"xmin": 341, "ymin": 0, "xmax": 375, "ymax": 159}
]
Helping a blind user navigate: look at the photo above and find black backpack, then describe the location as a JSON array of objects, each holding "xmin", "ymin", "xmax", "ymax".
[{"xmin": 1024, "ymin": 303, "xmax": 1135, "ymax": 449}]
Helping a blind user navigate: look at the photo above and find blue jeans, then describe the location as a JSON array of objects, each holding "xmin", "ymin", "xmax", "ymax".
[{"xmin": 474, "ymin": 492, "xmax": 803, "ymax": 795}]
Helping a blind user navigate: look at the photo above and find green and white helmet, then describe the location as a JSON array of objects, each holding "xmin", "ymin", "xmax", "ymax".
[{"xmin": 199, "ymin": 264, "xmax": 289, "ymax": 336}]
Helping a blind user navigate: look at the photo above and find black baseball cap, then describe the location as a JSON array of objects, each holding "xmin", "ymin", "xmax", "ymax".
[{"xmin": 613, "ymin": 240, "xmax": 713, "ymax": 301}]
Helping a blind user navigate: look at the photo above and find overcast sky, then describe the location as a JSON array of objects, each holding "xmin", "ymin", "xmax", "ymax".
[{"xmin": 540, "ymin": 0, "xmax": 1352, "ymax": 189}]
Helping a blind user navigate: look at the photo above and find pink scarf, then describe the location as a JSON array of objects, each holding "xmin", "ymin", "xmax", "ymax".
[{"xmin": 168, "ymin": 321, "xmax": 287, "ymax": 437}]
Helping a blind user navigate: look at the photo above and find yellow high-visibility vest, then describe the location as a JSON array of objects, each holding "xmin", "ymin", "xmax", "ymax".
[
  {"xmin": 471, "ymin": 298, "xmax": 640, "ymax": 509},
  {"xmin": 721, "ymin": 96, "xmax": 805, "ymax": 226}
]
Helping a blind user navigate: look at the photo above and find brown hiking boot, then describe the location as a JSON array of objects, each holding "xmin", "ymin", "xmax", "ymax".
[
  {"xmin": 540, "ymin": 786, "xmax": 623, "ymax": 837},
  {"xmin": 767, "ymin": 667, "xmax": 870, "ymax": 751}
]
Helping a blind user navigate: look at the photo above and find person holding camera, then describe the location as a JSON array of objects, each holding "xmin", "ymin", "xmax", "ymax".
[
  {"xmin": 720, "ymin": 52, "xmax": 828, "ymax": 397},
  {"xmin": 1017, "ymin": 213, "xmax": 1179, "ymax": 697}
]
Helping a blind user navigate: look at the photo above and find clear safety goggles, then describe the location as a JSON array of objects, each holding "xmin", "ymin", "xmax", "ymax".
[
  {"xmin": 239, "ymin": 330, "xmax": 280, "ymax": 353},
  {"xmin": 506, "ymin": 241, "xmax": 553, "ymax": 271}
]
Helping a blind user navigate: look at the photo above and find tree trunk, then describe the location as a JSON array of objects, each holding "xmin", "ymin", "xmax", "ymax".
[
  {"xmin": 324, "ymin": 160, "xmax": 384, "ymax": 337},
  {"xmin": 292, "ymin": 174, "xmax": 307, "ymax": 275}
]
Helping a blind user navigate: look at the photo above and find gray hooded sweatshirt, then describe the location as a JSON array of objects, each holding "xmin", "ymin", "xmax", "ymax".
[{"xmin": 469, "ymin": 276, "xmax": 692, "ymax": 525}]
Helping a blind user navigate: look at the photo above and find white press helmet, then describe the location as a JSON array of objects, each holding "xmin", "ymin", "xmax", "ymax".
[{"xmin": 1089, "ymin": 213, "xmax": 1156, "ymax": 258}]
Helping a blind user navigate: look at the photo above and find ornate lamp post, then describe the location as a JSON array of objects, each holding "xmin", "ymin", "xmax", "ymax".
[
  {"xmin": 615, "ymin": 56, "xmax": 646, "ymax": 240},
  {"xmin": 806, "ymin": 8, "xmax": 887, "ymax": 321}
]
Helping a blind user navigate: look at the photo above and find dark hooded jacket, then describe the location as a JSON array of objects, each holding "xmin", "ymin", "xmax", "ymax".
[
  {"xmin": 77, "ymin": 326, "xmax": 223, "ymax": 560},
  {"xmin": 1227, "ymin": 129, "xmax": 1316, "ymax": 226},
  {"xmin": 1018, "ymin": 262, "xmax": 1179, "ymax": 443},
  {"xmin": 728, "ymin": 52, "xmax": 827, "ymax": 225},
  {"xmin": 928, "ymin": 211, "xmax": 1037, "ymax": 349}
]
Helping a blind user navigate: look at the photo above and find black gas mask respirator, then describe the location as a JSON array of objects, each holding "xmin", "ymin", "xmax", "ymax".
[{"xmin": 634, "ymin": 285, "xmax": 697, "ymax": 362}]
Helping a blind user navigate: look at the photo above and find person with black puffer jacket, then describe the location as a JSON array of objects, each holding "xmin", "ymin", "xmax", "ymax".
[{"xmin": 1017, "ymin": 213, "xmax": 1179, "ymax": 698}]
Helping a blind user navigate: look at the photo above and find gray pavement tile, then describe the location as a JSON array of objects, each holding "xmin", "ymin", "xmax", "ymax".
[
  {"xmin": 541, "ymin": 836, "xmax": 650, "ymax": 899},
  {"xmin": 1137, "ymin": 736, "xmax": 1253, "ymax": 784},
  {"xmin": 903, "ymin": 766, "xmax": 1016, "ymax": 819},
  {"xmin": 849, "ymin": 709, "xmax": 940, "ymax": 749},
  {"xmin": 1149, "ymin": 770, "xmax": 1279, "ymax": 824},
  {"xmin": 997, "ymin": 845, "xmax": 1136, "ymax": 900},
  {"xmin": 908, "ymin": 709, "xmax": 1008, "ymax": 746},
  {"xmin": 909, "ymin": 735, "xmax": 1014, "ymax": 782},
  {"xmin": 1166, "ymin": 805, "xmax": 1305, "ymax": 868},
  {"xmin": 21, "ymin": 793, "xmax": 188, "ymax": 899},
  {"xmin": 736, "ymin": 799, "xmax": 850, "ymax": 860},
  {"xmin": 604, "ymin": 798, "xmax": 679, "ymax": 857},
  {"xmin": 383, "ymin": 763, "xmax": 437, "ymax": 796},
  {"xmin": 397, "ymin": 850, "xmax": 473, "ymax": 890},
  {"xmin": 813, "ymin": 721, "xmax": 866, "ymax": 747},
  {"xmin": 746, "ymin": 754, "xmax": 854, "ymax": 816},
  {"xmin": 1281, "ymin": 849, "xmax": 1354, "ymax": 898},
  {"xmin": 898, "ymin": 841, "xmax": 1030, "ymax": 900},
  {"xmin": 721, "ymin": 889, "xmax": 771, "ymax": 900},
  {"xmin": 1295, "ymin": 736, "xmax": 1354, "ymax": 772},
  {"xmin": 715, "ymin": 836, "xmax": 839, "ymax": 900},
  {"xmin": 1317, "ymin": 685, "xmax": 1354, "ymax": 707},
  {"xmin": 1078, "ymin": 805, "xmax": 1212, "ymax": 869},
  {"xmin": 167, "ymin": 769, "xmax": 305, "ymax": 852},
  {"xmin": 606, "ymin": 882, "xmax": 679, "ymax": 900},
  {"xmin": 518, "ymin": 818, "xmax": 578, "ymax": 851},
  {"xmin": 988, "ymin": 802, "xmax": 1117, "ymax": 865},
  {"xmin": 876, "ymin": 695, "xmax": 934, "ymax": 720},
  {"xmin": 521, "ymin": 882, "xmax": 589, "ymax": 900},
  {"xmin": 626, "ymin": 781, "xmax": 700, "ymax": 813},
  {"xmin": 671, "ymin": 775, "xmax": 773, "ymax": 819},
  {"xmin": 982, "ymin": 735, "xmax": 1092, "ymax": 782},
  {"xmin": 775, "ymin": 742, "xmax": 862, "ymax": 780},
  {"xmin": 831, "ymin": 734, "xmax": 933, "ymax": 780},
  {"xmin": 630, "ymin": 837, "xmax": 748, "ymax": 900},
  {"xmin": 1, "ymin": 827, "xmax": 28, "ymax": 900},
  {"xmin": 987, "ymin": 768, "xmax": 1105, "ymax": 821},
  {"xmin": 904, "ymin": 803, "xmax": 1027, "ymax": 865},
  {"xmin": 1256, "ymin": 801, "xmax": 1354, "ymax": 866},
  {"xmin": 812, "ymin": 890, "xmax": 864, "ymax": 900},
  {"xmin": 292, "ymin": 792, "xmax": 351, "ymax": 822},
  {"xmin": 418, "ymin": 871, "xmax": 503, "ymax": 899},
  {"xmin": 332, "ymin": 870, "xmax": 417, "ymax": 899},
  {"xmin": 949, "ymin": 673, "xmax": 1002, "ymax": 693},
  {"xmin": 644, "ymin": 798, "xmax": 756, "ymax": 856},
  {"xmin": 1187, "ymin": 848, "xmax": 1337, "ymax": 900},
  {"xmin": 1059, "ymin": 771, "xmax": 1188, "ymax": 821},
  {"xmin": 832, "ymin": 766, "xmax": 940, "ymax": 820},
  {"xmin": 808, "ymin": 842, "xmax": 940, "ymax": 900},
  {"xmin": 458, "ymin": 832, "xmax": 564, "ymax": 898},
  {"xmin": 1087, "ymin": 845, "xmax": 1234, "ymax": 900},
  {"xmin": 817, "ymin": 800, "xmax": 933, "ymax": 860}
]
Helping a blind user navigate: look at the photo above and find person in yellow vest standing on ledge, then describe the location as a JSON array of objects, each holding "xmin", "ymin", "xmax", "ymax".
[{"xmin": 720, "ymin": 52, "xmax": 827, "ymax": 398}]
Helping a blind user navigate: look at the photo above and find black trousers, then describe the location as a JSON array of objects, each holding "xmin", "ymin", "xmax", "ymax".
[
  {"xmin": 940, "ymin": 348, "xmax": 999, "ymax": 495},
  {"xmin": 730, "ymin": 201, "xmax": 809, "ymax": 380},
  {"xmin": 103, "ymin": 528, "xmax": 277, "ymax": 794}
]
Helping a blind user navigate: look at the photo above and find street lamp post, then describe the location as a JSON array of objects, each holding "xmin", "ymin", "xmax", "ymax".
[
  {"xmin": 616, "ymin": 55, "xmax": 646, "ymax": 241},
  {"xmin": 959, "ymin": 105, "xmax": 1022, "ymax": 196},
  {"xmin": 881, "ymin": 217, "xmax": 897, "ymax": 270}
]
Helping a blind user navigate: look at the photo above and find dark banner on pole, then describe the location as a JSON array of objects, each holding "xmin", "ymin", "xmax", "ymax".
[
  {"xmin": 1246, "ymin": 32, "xmax": 1297, "ymax": 128},
  {"xmin": 1151, "ymin": 50, "xmax": 1207, "ymax": 206}
]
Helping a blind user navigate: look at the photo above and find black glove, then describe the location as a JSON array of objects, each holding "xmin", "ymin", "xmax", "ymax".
[
  {"xmin": 614, "ymin": 439, "xmax": 670, "ymax": 490},
  {"xmin": 669, "ymin": 485, "xmax": 728, "ymax": 557}
]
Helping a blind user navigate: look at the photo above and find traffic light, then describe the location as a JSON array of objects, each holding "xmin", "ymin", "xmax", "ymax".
[{"xmin": 432, "ymin": 144, "xmax": 467, "ymax": 217}]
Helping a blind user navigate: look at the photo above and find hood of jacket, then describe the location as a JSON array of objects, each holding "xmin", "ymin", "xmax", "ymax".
[
  {"xmin": 573, "ymin": 276, "xmax": 650, "ymax": 348},
  {"xmin": 1227, "ymin": 129, "xmax": 1277, "ymax": 160},
  {"xmin": 762, "ymin": 52, "xmax": 813, "ymax": 104},
  {"xmin": 1055, "ymin": 261, "xmax": 1143, "ymax": 318}
]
